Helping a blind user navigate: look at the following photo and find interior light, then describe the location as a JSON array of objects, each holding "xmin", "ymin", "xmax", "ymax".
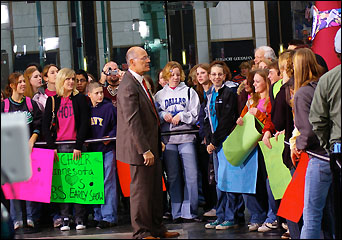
[
  {"xmin": 84, "ymin": 57, "xmax": 87, "ymax": 72},
  {"xmin": 279, "ymin": 43, "xmax": 284, "ymax": 55},
  {"xmin": 139, "ymin": 21, "xmax": 149, "ymax": 38},
  {"xmin": 44, "ymin": 37, "xmax": 59, "ymax": 51},
  {"xmin": 182, "ymin": 50, "xmax": 186, "ymax": 65},
  {"xmin": 1, "ymin": 4, "xmax": 9, "ymax": 24}
]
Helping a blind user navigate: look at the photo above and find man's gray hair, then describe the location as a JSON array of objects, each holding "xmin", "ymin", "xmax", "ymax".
[
  {"xmin": 255, "ymin": 46, "xmax": 277, "ymax": 60},
  {"xmin": 126, "ymin": 47, "xmax": 139, "ymax": 67}
]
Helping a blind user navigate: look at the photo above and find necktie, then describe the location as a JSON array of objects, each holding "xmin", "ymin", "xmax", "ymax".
[{"xmin": 142, "ymin": 79, "xmax": 160, "ymax": 126}]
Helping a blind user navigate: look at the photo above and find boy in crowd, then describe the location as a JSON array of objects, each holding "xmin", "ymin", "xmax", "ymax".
[{"xmin": 87, "ymin": 82, "xmax": 118, "ymax": 229}]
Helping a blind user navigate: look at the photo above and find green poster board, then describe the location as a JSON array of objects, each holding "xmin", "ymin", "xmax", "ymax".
[
  {"xmin": 51, "ymin": 152, "xmax": 104, "ymax": 204},
  {"xmin": 222, "ymin": 112, "xmax": 263, "ymax": 166},
  {"xmin": 258, "ymin": 134, "xmax": 292, "ymax": 200}
]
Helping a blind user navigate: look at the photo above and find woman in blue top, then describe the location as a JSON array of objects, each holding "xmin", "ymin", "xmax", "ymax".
[{"xmin": 204, "ymin": 61, "xmax": 244, "ymax": 230}]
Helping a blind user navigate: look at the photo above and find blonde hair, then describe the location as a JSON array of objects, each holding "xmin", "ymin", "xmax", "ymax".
[
  {"xmin": 55, "ymin": 68, "xmax": 79, "ymax": 96},
  {"xmin": 293, "ymin": 48, "xmax": 323, "ymax": 94},
  {"xmin": 259, "ymin": 58, "xmax": 273, "ymax": 69},
  {"xmin": 23, "ymin": 66, "xmax": 40, "ymax": 98},
  {"xmin": 162, "ymin": 61, "xmax": 186, "ymax": 82},
  {"xmin": 279, "ymin": 50, "xmax": 295, "ymax": 78}
]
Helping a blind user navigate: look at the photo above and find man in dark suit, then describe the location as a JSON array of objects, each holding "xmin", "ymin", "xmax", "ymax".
[{"xmin": 116, "ymin": 46, "xmax": 180, "ymax": 239}]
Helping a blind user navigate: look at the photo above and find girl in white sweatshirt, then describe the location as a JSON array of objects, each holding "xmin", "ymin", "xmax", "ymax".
[{"xmin": 155, "ymin": 61, "xmax": 200, "ymax": 222}]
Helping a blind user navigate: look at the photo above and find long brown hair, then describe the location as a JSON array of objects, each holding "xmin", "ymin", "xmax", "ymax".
[
  {"xmin": 253, "ymin": 69, "xmax": 270, "ymax": 109},
  {"xmin": 23, "ymin": 66, "xmax": 40, "ymax": 98},
  {"xmin": 42, "ymin": 64, "xmax": 59, "ymax": 83},
  {"xmin": 5, "ymin": 72, "xmax": 23, "ymax": 97},
  {"xmin": 187, "ymin": 64, "xmax": 200, "ymax": 87},
  {"xmin": 195, "ymin": 63, "xmax": 212, "ymax": 103},
  {"xmin": 293, "ymin": 48, "xmax": 324, "ymax": 94}
]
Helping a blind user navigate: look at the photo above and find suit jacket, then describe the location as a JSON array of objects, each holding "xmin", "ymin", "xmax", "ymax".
[{"xmin": 116, "ymin": 70, "xmax": 161, "ymax": 165}]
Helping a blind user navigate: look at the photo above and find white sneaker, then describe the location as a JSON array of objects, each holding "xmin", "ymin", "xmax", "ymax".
[
  {"xmin": 215, "ymin": 221, "xmax": 238, "ymax": 230},
  {"xmin": 76, "ymin": 221, "xmax": 86, "ymax": 230},
  {"xmin": 203, "ymin": 208, "xmax": 216, "ymax": 217},
  {"xmin": 282, "ymin": 222, "xmax": 288, "ymax": 230},
  {"xmin": 257, "ymin": 223, "xmax": 271, "ymax": 232},
  {"xmin": 60, "ymin": 218, "xmax": 70, "ymax": 231},
  {"xmin": 14, "ymin": 220, "xmax": 23, "ymax": 230},
  {"xmin": 205, "ymin": 219, "xmax": 221, "ymax": 229},
  {"xmin": 27, "ymin": 219, "xmax": 35, "ymax": 228},
  {"xmin": 248, "ymin": 222, "xmax": 261, "ymax": 232}
]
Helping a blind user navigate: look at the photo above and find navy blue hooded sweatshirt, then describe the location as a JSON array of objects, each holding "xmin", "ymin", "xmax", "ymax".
[{"xmin": 89, "ymin": 98, "xmax": 117, "ymax": 153}]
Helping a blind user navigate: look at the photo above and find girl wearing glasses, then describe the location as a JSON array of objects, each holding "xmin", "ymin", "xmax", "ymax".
[{"xmin": 204, "ymin": 61, "xmax": 244, "ymax": 230}]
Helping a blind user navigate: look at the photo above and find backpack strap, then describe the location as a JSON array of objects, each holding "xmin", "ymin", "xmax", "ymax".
[
  {"xmin": 4, "ymin": 98, "xmax": 9, "ymax": 113},
  {"xmin": 25, "ymin": 96, "xmax": 33, "ymax": 112},
  {"xmin": 188, "ymin": 87, "xmax": 191, "ymax": 101}
]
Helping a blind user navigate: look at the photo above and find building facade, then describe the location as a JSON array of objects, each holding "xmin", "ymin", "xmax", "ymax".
[{"xmin": 1, "ymin": 1, "xmax": 314, "ymax": 90}]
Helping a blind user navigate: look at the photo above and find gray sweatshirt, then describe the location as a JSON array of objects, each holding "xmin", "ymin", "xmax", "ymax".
[{"xmin": 154, "ymin": 82, "xmax": 200, "ymax": 144}]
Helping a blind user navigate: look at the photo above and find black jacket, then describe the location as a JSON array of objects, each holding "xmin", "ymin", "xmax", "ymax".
[
  {"xmin": 42, "ymin": 93, "xmax": 90, "ymax": 150},
  {"xmin": 204, "ymin": 85, "xmax": 238, "ymax": 148}
]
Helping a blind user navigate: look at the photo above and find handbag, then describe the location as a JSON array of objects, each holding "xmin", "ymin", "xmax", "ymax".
[{"xmin": 222, "ymin": 112, "xmax": 264, "ymax": 167}]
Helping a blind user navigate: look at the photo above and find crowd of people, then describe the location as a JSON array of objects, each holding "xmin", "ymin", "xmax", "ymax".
[{"xmin": 1, "ymin": 28, "xmax": 341, "ymax": 239}]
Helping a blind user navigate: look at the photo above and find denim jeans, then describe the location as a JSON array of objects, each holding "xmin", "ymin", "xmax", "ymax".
[
  {"xmin": 242, "ymin": 194, "xmax": 267, "ymax": 224},
  {"xmin": 10, "ymin": 200, "xmax": 41, "ymax": 222},
  {"xmin": 163, "ymin": 142, "xmax": 198, "ymax": 219},
  {"xmin": 94, "ymin": 150, "xmax": 118, "ymax": 223},
  {"xmin": 265, "ymin": 178, "xmax": 277, "ymax": 223},
  {"xmin": 300, "ymin": 156, "xmax": 334, "ymax": 239},
  {"xmin": 213, "ymin": 149, "xmax": 244, "ymax": 222}
]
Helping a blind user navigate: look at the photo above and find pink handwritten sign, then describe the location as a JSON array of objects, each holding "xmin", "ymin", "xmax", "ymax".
[{"xmin": 2, "ymin": 148, "xmax": 54, "ymax": 203}]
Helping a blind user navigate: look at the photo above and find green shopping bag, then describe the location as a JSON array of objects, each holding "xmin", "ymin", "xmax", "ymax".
[{"xmin": 222, "ymin": 112, "xmax": 264, "ymax": 166}]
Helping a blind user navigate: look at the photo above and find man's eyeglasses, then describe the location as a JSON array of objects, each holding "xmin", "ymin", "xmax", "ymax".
[{"xmin": 136, "ymin": 55, "xmax": 150, "ymax": 61}]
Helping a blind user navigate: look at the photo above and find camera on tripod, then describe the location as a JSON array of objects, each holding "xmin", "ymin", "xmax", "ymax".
[{"xmin": 104, "ymin": 67, "xmax": 118, "ymax": 76}]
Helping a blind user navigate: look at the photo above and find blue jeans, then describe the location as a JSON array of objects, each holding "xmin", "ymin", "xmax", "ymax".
[
  {"xmin": 242, "ymin": 194, "xmax": 266, "ymax": 224},
  {"xmin": 163, "ymin": 142, "xmax": 198, "ymax": 219},
  {"xmin": 265, "ymin": 178, "xmax": 277, "ymax": 223},
  {"xmin": 10, "ymin": 200, "xmax": 41, "ymax": 222},
  {"xmin": 300, "ymin": 156, "xmax": 334, "ymax": 239},
  {"xmin": 213, "ymin": 149, "xmax": 244, "ymax": 222},
  {"xmin": 94, "ymin": 150, "xmax": 118, "ymax": 223}
]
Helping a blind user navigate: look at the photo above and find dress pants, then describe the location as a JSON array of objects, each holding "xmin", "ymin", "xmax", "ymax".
[{"xmin": 130, "ymin": 158, "xmax": 167, "ymax": 239}]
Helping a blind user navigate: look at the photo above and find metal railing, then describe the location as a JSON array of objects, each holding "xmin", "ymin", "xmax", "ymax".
[{"xmin": 34, "ymin": 129, "xmax": 332, "ymax": 163}]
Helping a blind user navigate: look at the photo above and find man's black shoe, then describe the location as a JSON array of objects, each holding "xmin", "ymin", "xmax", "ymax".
[
  {"xmin": 172, "ymin": 218, "xmax": 183, "ymax": 224},
  {"xmin": 182, "ymin": 217, "xmax": 202, "ymax": 223},
  {"xmin": 96, "ymin": 220, "xmax": 116, "ymax": 229}
]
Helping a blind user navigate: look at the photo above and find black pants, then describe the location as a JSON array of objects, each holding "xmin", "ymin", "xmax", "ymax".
[
  {"xmin": 57, "ymin": 143, "xmax": 87, "ymax": 223},
  {"xmin": 196, "ymin": 141, "xmax": 217, "ymax": 211},
  {"xmin": 59, "ymin": 203, "xmax": 86, "ymax": 223}
]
